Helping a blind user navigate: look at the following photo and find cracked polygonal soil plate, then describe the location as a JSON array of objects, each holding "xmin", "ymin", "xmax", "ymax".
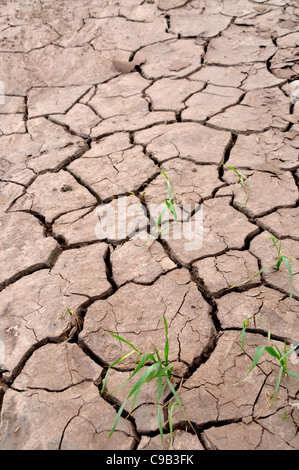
[
  {"xmin": 110, "ymin": 235, "xmax": 176, "ymax": 286},
  {"xmin": 226, "ymin": 129, "xmax": 299, "ymax": 172},
  {"xmin": 79, "ymin": 269, "xmax": 215, "ymax": 367},
  {"xmin": 0, "ymin": 243, "xmax": 111, "ymax": 373},
  {"xmin": 216, "ymin": 285, "xmax": 299, "ymax": 341},
  {"xmin": 68, "ymin": 145, "xmax": 158, "ymax": 202},
  {"xmin": 53, "ymin": 195, "xmax": 146, "ymax": 245},
  {"xmin": 160, "ymin": 196, "xmax": 258, "ymax": 266},
  {"xmin": 0, "ymin": 212, "xmax": 58, "ymax": 286},
  {"xmin": 134, "ymin": 122, "xmax": 231, "ymax": 164},
  {"xmin": 222, "ymin": 168, "xmax": 298, "ymax": 218},
  {"xmin": 249, "ymin": 232, "xmax": 299, "ymax": 300},
  {"xmin": 172, "ymin": 331, "xmax": 277, "ymax": 427},
  {"xmin": 0, "ymin": 382, "xmax": 135, "ymax": 450},
  {"xmin": 12, "ymin": 171, "xmax": 97, "ymax": 223},
  {"xmin": 192, "ymin": 250, "xmax": 260, "ymax": 296}
]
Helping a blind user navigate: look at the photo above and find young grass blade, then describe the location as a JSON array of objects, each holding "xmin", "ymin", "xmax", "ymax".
[
  {"xmin": 144, "ymin": 205, "xmax": 168, "ymax": 245},
  {"xmin": 127, "ymin": 363, "xmax": 159, "ymax": 400},
  {"xmin": 163, "ymin": 315, "xmax": 169, "ymax": 366},
  {"xmin": 165, "ymin": 377, "xmax": 194, "ymax": 432},
  {"xmin": 108, "ymin": 399, "xmax": 128, "ymax": 438},
  {"xmin": 280, "ymin": 256, "xmax": 294, "ymax": 302},
  {"xmin": 223, "ymin": 164, "xmax": 250, "ymax": 207},
  {"xmin": 128, "ymin": 353, "xmax": 157, "ymax": 380},
  {"xmin": 167, "ymin": 402, "xmax": 179, "ymax": 450},
  {"xmin": 271, "ymin": 366, "xmax": 283, "ymax": 405},
  {"xmin": 101, "ymin": 350, "xmax": 136, "ymax": 395},
  {"xmin": 280, "ymin": 343, "xmax": 299, "ymax": 363},
  {"xmin": 152, "ymin": 344, "xmax": 162, "ymax": 364},
  {"xmin": 227, "ymin": 266, "xmax": 269, "ymax": 290},
  {"xmin": 157, "ymin": 367, "xmax": 164, "ymax": 445},
  {"xmin": 239, "ymin": 314, "xmax": 271, "ymax": 351},
  {"xmin": 109, "ymin": 333, "xmax": 140, "ymax": 353},
  {"xmin": 285, "ymin": 369, "xmax": 299, "ymax": 380},
  {"xmin": 264, "ymin": 346, "xmax": 282, "ymax": 361},
  {"xmin": 235, "ymin": 345, "xmax": 265, "ymax": 385}
]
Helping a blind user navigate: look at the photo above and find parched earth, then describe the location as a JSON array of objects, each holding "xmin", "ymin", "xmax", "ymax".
[{"xmin": 0, "ymin": 0, "xmax": 298, "ymax": 451}]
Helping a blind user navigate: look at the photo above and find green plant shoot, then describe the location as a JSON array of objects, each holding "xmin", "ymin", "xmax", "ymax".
[
  {"xmin": 223, "ymin": 164, "xmax": 250, "ymax": 207},
  {"xmin": 100, "ymin": 315, "xmax": 192, "ymax": 447},
  {"xmin": 227, "ymin": 237, "xmax": 295, "ymax": 302},
  {"xmin": 145, "ymin": 169, "xmax": 178, "ymax": 246}
]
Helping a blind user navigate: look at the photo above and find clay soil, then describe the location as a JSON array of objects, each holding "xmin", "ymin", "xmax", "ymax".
[{"xmin": 0, "ymin": 0, "xmax": 298, "ymax": 451}]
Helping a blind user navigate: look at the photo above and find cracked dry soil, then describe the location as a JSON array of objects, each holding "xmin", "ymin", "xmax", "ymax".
[{"xmin": 0, "ymin": 0, "xmax": 298, "ymax": 451}]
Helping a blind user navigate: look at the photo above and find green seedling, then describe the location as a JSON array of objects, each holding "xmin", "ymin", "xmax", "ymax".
[
  {"xmin": 227, "ymin": 236, "xmax": 295, "ymax": 301},
  {"xmin": 235, "ymin": 315, "xmax": 299, "ymax": 410},
  {"xmin": 270, "ymin": 236, "xmax": 294, "ymax": 300},
  {"xmin": 100, "ymin": 315, "xmax": 192, "ymax": 447},
  {"xmin": 145, "ymin": 169, "xmax": 178, "ymax": 246},
  {"xmin": 59, "ymin": 308, "xmax": 81, "ymax": 329},
  {"xmin": 280, "ymin": 409, "xmax": 288, "ymax": 423},
  {"xmin": 223, "ymin": 164, "xmax": 250, "ymax": 208}
]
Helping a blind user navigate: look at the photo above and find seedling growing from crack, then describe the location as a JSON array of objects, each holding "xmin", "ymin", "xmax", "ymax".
[
  {"xmin": 227, "ymin": 236, "xmax": 295, "ymax": 301},
  {"xmin": 59, "ymin": 308, "xmax": 81, "ymax": 330},
  {"xmin": 223, "ymin": 164, "xmax": 250, "ymax": 208},
  {"xmin": 100, "ymin": 315, "xmax": 192, "ymax": 448},
  {"xmin": 235, "ymin": 315, "xmax": 299, "ymax": 410},
  {"xmin": 145, "ymin": 169, "xmax": 178, "ymax": 247}
]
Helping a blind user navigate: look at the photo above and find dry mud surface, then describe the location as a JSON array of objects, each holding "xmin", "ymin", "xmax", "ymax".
[{"xmin": 0, "ymin": 0, "xmax": 299, "ymax": 451}]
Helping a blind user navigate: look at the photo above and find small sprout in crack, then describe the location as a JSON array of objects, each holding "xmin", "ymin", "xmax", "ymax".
[
  {"xmin": 145, "ymin": 169, "xmax": 178, "ymax": 247},
  {"xmin": 234, "ymin": 315, "xmax": 299, "ymax": 414},
  {"xmin": 100, "ymin": 315, "xmax": 192, "ymax": 448},
  {"xmin": 227, "ymin": 236, "xmax": 295, "ymax": 302},
  {"xmin": 59, "ymin": 308, "xmax": 81, "ymax": 330},
  {"xmin": 223, "ymin": 163, "xmax": 250, "ymax": 208}
]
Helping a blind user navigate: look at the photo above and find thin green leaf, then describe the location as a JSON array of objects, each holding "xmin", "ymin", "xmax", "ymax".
[
  {"xmin": 156, "ymin": 221, "xmax": 178, "ymax": 240},
  {"xmin": 108, "ymin": 399, "xmax": 128, "ymax": 438},
  {"xmin": 101, "ymin": 350, "xmax": 135, "ymax": 395},
  {"xmin": 280, "ymin": 343, "xmax": 299, "ymax": 362},
  {"xmin": 264, "ymin": 346, "xmax": 281, "ymax": 361},
  {"xmin": 285, "ymin": 369, "xmax": 299, "ymax": 380},
  {"xmin": 127, "ymin": 363, "xmax": 158, "ymax": 400},
  {"xmin": 281, "ymin": 256, "xmax": 294, "ymax": 302},
  {"xmin": 109, "ymin": 333, "xmax": 140, "ymax": 353},
  {"xmin": 157, "ymin": 368, "xmax": 164, "ymax": 444},
  {"xmin": 223, "ymin": 164, "xmax": 250, "ymax": 207},
  {"xmin": 227, "ymin": 266, "xmax": 269, "ymax": 290},
  {"xmin": 163, "ymin": 315, "xmax": 169, "ymax": 365},
  {"xmin": 165, "ymin": 377, "xmax": 194, "ymax": 432},
  {"xmin": 160, "ymin": 168, "xmax": 169, "ymax": 180},
  {"xmin": 167, "ymin": 402, "xmax": 179, "ymax": 450},
  {"xmin": 235, "ymin": 346, "xmax": 265, "ymax": 384},
  {"xmin": 274, "ymin": 345, "xmax": 282, "ymax": 358},
  {"xmin": 271, "ymin": 366, "xmax": 283, "ymax": 405},
  {"xmin": 153, "ymin": 344, "xmax": 162, "ymax": 364}
]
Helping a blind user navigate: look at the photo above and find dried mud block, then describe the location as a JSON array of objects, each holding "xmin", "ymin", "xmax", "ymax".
[
  {"xmin": 162, "ymin": 197, "xmax": 258, "ymax": 266},
  {"xmin": 192, "ymin": 250, "xmax": 260, "ymax": 296},
  {"xmin": 0, "ymin": 243, "xmax": 111, "ymax": 372},
  {"xmin": 12, "ymin": 342, "xmax": 103, "ymax": 391},
  {"xmin": 0, "ymin": 212, "xmax": 58, "ymax": 285},
  {"xmin": 250, "ymin": 232, "xmax": 299, "ymax": 300},
  {"xmin": 12, "ymin": 171, "xmax": 97, "ymax": 223},
  {"xmin": 135, "ymin": 122, "xmax": 231, "ymax": 164},
  {"xmin": 134, "ymin": 39, "xmax": 205, "ymax": 79},
  {"xmin": 216, "ymin": 285, "xmax": 299, "ymax": 340},
  {"xmin": 0, "ymin": 382, "xmax": 135, "ymax": 450},
  {"xmin": 110, "ymin": 235, "xmax": 176, "ymax": 286},
  {"xmin": 69, "ymin": 145, "xmax": 158, "ymax": 201},
  {"xmin": 208, "ymin": 88, "xmax": 290, "ymax": 132},
  {"xmin": 226, "ymin": 129, "xmax": 299, "ymax": 172},
  {"xmin": 79, "ymin": 269, "xmax": 214, "ymax": 367}
]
